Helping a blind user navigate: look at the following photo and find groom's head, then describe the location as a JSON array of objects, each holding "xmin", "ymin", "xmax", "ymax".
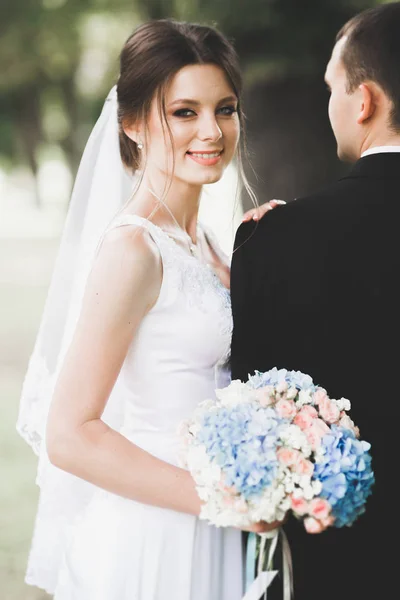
[{"xmin": 325, "ymin": 2, "xmax": 400, "ymax": 162}]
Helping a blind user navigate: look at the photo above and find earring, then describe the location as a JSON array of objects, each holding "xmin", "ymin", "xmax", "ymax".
[{"xmin": 137, "ymin": 140, "xmax": 144, "ymax": 150}]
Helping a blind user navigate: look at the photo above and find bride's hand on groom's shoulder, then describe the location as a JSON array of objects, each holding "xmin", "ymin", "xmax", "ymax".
[{"xmin": 242, "ymin": 199, "xmax": 287, "ymax": 223}]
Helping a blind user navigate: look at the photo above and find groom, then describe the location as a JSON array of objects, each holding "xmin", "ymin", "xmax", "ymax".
[{"xmin": 231, "ymin": 3, "xmax": 400, "ymax": 599}]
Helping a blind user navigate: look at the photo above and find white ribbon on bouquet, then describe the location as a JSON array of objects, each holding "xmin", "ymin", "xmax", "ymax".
[{"xmin": 242, "ymin": 528, "xmax": 293, "ymax": 600}]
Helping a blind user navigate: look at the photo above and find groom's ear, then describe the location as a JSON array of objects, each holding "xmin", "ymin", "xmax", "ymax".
[{"xmin": 356, "ymin": 82, "xmax": 385, "ymax": 125}]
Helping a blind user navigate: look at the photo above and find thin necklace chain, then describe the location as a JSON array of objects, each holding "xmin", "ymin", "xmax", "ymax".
[{"xmin": 147, "ymin": 187, "xmax": 198, "ymax": 256}]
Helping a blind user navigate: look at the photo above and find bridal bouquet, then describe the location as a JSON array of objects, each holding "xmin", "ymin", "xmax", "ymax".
[{"xmin": 178, "ymin": 368, "xmax": 374, "ymax": 534}]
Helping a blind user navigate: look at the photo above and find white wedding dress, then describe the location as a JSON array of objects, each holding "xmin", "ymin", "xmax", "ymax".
[{"xmin": 51, "ymin": 215, "xmax": 243, "ymax": 600}]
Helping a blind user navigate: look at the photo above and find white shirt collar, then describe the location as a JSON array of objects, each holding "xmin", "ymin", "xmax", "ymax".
[{"xmin": 361, "ymin": 145, "xmax": 400, "ymax": 158}]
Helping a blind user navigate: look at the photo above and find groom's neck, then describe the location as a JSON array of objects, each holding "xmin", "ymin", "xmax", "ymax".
[{"xmin": 359, "ymin": 131, "xmax": 400, "ymax": 158}]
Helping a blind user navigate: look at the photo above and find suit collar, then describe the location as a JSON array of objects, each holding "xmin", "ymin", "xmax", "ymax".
[{"xmin": 342, "ymin": 152, "xmax": 400, "ymax": 180}]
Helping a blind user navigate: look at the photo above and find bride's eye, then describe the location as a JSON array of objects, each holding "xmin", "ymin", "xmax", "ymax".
[
  {"xmin": 217, "ymin": 105, "xmax": 238, "ymax": 116},
  {"xmin": 173, "ymin": 108, "xmax": 196, "ymax": 118}
]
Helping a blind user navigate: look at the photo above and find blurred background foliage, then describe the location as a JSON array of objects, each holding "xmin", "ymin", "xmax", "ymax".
[{"xmin": 0, "ymin": 0, "xmax": 385, "ymax": 208}]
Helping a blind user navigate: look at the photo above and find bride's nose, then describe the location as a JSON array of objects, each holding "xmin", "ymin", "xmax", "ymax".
[{"xmin": 197, "ymin": 113, "xmax": 223, "ymax": 142}]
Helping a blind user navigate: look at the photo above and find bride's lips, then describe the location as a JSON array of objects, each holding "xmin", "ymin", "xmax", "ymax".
[{"xmin": 186, "ymin": 150, "xmax": 223, "ymax": 166}]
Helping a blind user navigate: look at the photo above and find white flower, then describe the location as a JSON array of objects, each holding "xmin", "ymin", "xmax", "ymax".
[
  {"xmin": 284, "ymin": 480, "xmax": 295, "ymax": 494},
  {"xmin": 286, "ymin": 387, "xmax": 298, "ymax": 400},
  {"xmin": 292, "ymin": 488, "xmax": 305, "ymax": 500},
  {"xmin": 215, "ymin": 380, "xmax": 252, "ymax": 407},
  {"xmin": 336, "ymin": 397, "xmax": 351, "ymax": 411},
  {"xmin": 197, "ymin": 487, "xmax": 211, "ymax": 502},
  {"xmin": 186, "ymin": 444, "xmax": 211, "ymax": 473},
  {"xmin": 276, "ymin": 381, "xmax": 288, "ymax": 394},
  {"xmin": 302, "ymin": 483, "xmax": 316, "ymax": 500},
  {"xmin": 298, "ymin": 474, "xmax": 313, "ymax": 490},
  {"xmin": 297, "ymin": 389, "xmax": 313, "ymax": 407},
  {"xmin": 314, "ymin": 447, "xmax": 326, "ymax": 464},
  {"xmin": 311, "ymin": 480, "xmax": 323, "ymax": 496},
  {"xmin": 200, "ymin": 464, "xmax": 222, "ymax": 487},
  {"xmin": 279, "ymin": 424, "xmax": 308, "ymax": 451},
  {"xmin": 188, "ymin": 423, "xmax": 201, "ymax": 436}
]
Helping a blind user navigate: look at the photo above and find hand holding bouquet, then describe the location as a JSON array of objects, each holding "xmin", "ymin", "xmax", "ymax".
[{"xmin": 179, "ymin": 368, "xmax": 374, "ymax": 534}]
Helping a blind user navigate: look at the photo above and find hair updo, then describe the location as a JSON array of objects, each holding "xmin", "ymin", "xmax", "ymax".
[{"xmin": 117, "ymin": 19, "xmax": 243, "ymax": 171}]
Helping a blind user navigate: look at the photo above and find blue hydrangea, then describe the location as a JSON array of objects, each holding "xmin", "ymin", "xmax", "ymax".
[
  {"xmin": 312, "ymin": 426, "xmax": 375, "ymax": 527},
  {"xmin": 248, "ymin": 368, "xmax": 315, "ymax": 392},
  {"xmin": 197, "ymin": 403, "xmax": 287, "ymax": 499}
]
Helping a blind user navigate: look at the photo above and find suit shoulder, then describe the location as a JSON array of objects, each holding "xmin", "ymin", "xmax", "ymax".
[
  {"xmin": 259, "ymin": 178, "xmax": 353, "ymax": 228},
  {"xmin": 234, "ymin": 177, "xmax": 355, "ymax": 251}
]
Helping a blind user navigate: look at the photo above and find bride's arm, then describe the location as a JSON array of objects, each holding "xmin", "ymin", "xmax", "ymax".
[{"xmin": 46, "ymin": 225, "xmax": 201, "ymax": 517}]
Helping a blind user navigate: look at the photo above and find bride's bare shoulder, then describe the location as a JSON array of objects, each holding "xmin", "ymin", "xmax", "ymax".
[{"xmin": 87, "ymin": 223, "xmax": 163, "ymax": 305}]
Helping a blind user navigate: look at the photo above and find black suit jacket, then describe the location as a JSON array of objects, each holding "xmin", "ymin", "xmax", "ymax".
[{"xmin": 231, "ymin": 153, "xmax": 400, "ymax": 600}]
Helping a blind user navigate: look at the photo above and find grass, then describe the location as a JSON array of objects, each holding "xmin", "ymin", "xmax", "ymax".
[{"xmin": 0, "ymin": 239, "xmax": 56, "ymax": 600}]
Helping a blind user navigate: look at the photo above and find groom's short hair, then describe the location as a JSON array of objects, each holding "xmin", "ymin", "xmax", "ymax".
[{"xmin": 337, "ymin": 2, "xmax": 400, "ymax": 132}]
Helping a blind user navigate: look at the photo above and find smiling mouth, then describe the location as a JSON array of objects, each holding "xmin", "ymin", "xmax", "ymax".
[{"xmin": 187, "ymin": 150, "xmax": 223, "ymax": 159}]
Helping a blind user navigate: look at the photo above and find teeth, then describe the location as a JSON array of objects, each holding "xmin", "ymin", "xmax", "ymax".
[{"xmin": 190, "ymin": 152, "xmax": 221, "ymax": 159}]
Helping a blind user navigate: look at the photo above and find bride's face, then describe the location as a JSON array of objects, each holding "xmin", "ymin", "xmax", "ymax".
[{"xmin": 144, "ymin": 63, "xmax": 240, "ymax": 186}]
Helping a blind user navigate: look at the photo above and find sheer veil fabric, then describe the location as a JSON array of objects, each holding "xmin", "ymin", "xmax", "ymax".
[
  {"xmin": 17, "ymin": 86, "xmax": 135, "ymax": 457},
  {"xmin": 16, "ymin": 86, "xmax": 139, "ymax": 593}
]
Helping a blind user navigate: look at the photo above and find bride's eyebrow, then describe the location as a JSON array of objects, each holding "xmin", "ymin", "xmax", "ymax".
[
  {"xmin": 217, "ymin": 95, "xmax": 238, "ymax": 105},
  {"xmin": 169, "ymin": 99, "xmax": 201, "ymax": 107},
  {"xmin": 168, "ymin": 95, "xmax": 238, "ymax": 107}
]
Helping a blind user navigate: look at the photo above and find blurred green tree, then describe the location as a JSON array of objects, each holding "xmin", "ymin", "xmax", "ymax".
[
  {"xmin": 0, "ymin": 0, "xmax": 139, "ymax": 204},
  {"xmin": 0, "ymin": 0, "xmax": 385, "ymax": 205}
]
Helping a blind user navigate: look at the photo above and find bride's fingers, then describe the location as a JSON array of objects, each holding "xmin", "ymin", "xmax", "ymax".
[{"xmin": 242, "ymin": 199, "xmax": 286, "ymax": 222}]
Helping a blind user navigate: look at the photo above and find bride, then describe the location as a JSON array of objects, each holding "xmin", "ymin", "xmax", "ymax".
[{"xmin": 17, "ymin": 18, "xmax": 281, "ymax": 600}]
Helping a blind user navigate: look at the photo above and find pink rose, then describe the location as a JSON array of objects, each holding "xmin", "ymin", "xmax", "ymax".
[
  {"xmin": 305, "ymin": 430, "xmax": 319, "ymax": 451},
  {"xmin": 313, "ymin": 388, "xmax": 330, "ymax": 406},
  {"xmin": 318, "ymin": 397, "xmax": 341, "ymax": 424},
  {"xmin": 275, "ymin": 398, "xmax": 297, "ymax": 419},
  {"xmin": 309, "ymin": 498, "xmax": 331, "ymax": 521},
  {"xmin": 339, "ymin": 413, "xmax": 360, "ymax": 437},
  {"xmin": 304, "ymin": 517, "xmax": 325, "ymax": 534},
  {"xmin": 294, "ymin": 458, "xmax": 314, "ymax": 477},
  {"xmin": 277, "ymin": 447, "xmax": 301, "ymax": 466},
  {"xmin": 305, "ymin": 418, "xmax": 330, "ymax": 450},
  {"xmin": 294, "ymin": 405, "xmax": 318, "ymax": 430},
  {"xmin": 291, "ymin": 495, "xmax": 309, "ymax": 516},
  {"xmin": 321, "ymin": 515, "xmax": 335, "ymax": 528},
  {"xmin": 253, "ymin": 386, "xmax": 275, "ymax": 407},
  {"xmin": 301, "ymin": 405, "xmax": 319, "ymax": 417}
]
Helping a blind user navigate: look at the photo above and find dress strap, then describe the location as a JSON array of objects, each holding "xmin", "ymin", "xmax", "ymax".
[
  {"xmin": 107, "ymin": 214, "xmax": 159, "ymax": 235},
  {"xmin": 104, "ymin": 213, "xmax": 181, "ymax": 265}
]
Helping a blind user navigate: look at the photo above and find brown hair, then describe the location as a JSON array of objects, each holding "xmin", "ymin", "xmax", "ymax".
[
  {"xmin": 117, "ymin": 18, "xmax": 257, "ymax": 206},
  {"xmin": 336, "ymin": 2, "xmax": 400, "ymax": 131}
]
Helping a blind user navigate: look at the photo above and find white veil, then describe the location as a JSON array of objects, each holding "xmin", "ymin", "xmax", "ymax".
[
  {"xmin": 17, "ymin": 86, "xmax": 136, "ymax": 457},
  {"xmin": 16, "ymin": 86, "xmax": 138, "ymax": 593}
]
